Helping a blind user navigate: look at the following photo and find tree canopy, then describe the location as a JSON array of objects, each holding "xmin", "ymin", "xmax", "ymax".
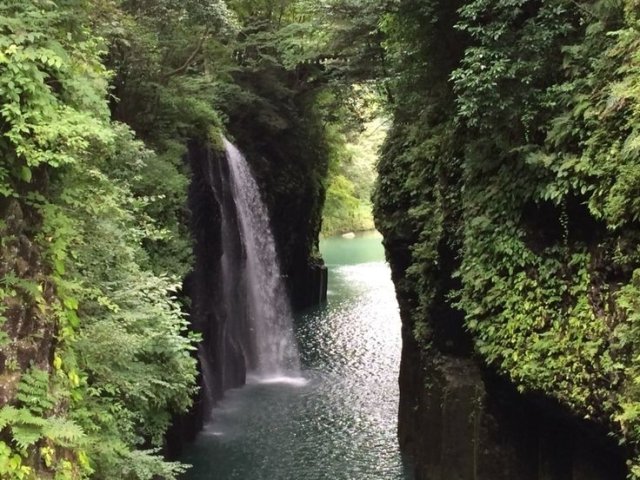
[{"xmin": 6, "ymin": 0, "xmax": 640, "ymax": 477}]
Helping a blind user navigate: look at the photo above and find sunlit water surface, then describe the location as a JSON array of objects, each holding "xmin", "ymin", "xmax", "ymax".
[{"xmin": 181, "ymin": 231, "xmax": 412, "ymax": 480}]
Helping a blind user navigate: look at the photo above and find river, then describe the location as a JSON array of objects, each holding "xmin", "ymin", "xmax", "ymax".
[{"xmin": 180, "ymin": 231, "xmax": 412, "ymax": 479}]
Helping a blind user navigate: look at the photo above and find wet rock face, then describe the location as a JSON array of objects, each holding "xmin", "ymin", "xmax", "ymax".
[
  {"xmin": 187, "ymin": 141, "xmax": 247, "ymax": 395},
  {"xmin": 166, "ymin": 141, "xmax": 244, "ymax": 457},
  {"xmin": 379, "ymin": 187, "xmax": 628, "ymax": 480},
  {"xmin": 184, "ymin": 138, "xmax": 326, "ymax": 389},
  {"xmin": 0, "ymin": 199, "xmax": 55, "ymax": 408},
  {"xmin": 222, "ymin": 118, "xmax": 329, "ymax": 311},
  {"xmin": 290, "ymin": 262, "xmax": 328, "ymax": 310},
  {"xmin": 398, "ymin": 337, "xmax": 627, "ymax": 480},
  {"xmin": 167, "ymin": 137, "xmax": 327, "ymax": 456}
]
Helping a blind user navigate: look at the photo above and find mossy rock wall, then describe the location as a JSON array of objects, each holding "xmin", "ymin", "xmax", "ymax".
[
  {"xmin": 0, "ymin": 200, "xmax": 55, "ymax": 408},
  {"xmin": 376, "ymin": 117, "xmax": 631, "ymax": 478},
  {"xmin": 222, "ymin": 83, "xmax": 330, "ymax": 310},
  {"xmin": 374, "ymin": 0, "xmax": 640, "ymax": 474}
]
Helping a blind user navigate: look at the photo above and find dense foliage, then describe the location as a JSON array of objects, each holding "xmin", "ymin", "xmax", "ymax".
[
  {"xmin": 0, "ymin": 1, "xmax": 199, "ymax": 478},
  {"xmin": 10, "ymin": 0, "xmax": 640, "ymax": 477},
  {"xmin": 373, "ymin": 0, "xmax": 640, "ymax": 474},
  {"xmin": 0, "ymin": 0, "xmax": 350, "ymax": 478},
  {"xmin": 321, "ymin": 114, "xmax": 385, "ymax": 236}
]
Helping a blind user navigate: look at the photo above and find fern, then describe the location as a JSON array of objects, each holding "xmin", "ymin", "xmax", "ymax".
[
  {"xmin": 0, "ymin": 406, "xmax": 20, "ymax": 429},
  {"xmin": 121, "ymin": 449, "xmax": 190, "ymax": 480},
  {"xmin": 14, "ymin": 368, "xmax": 54, "ymax": 415},
  {"xmin": 11, "ymin": 424, "xmax": 43, "ymax": 451},
  {"xmin": 0, "ymin": 406, "xmax": 47, "ymax": 449},
  {"xmin": 0, "ymin": 371, "xmax": 86, "ymax": 458},
  {"xmin": 42, "ymin": 417, "xmax": 85, "ymax": 448}
]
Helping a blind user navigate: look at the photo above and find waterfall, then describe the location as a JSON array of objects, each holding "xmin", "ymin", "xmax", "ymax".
[{"xmin": 208, "ymin": 138, "xmax": 300, "ymax": 379}]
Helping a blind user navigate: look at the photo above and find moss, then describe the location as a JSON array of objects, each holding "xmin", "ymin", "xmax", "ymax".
[
  {"xmin": 375, "ymin": 0, "xmax": 640, "ymax": 474},
  {"xmin": 207, "ymin": 125, "xmax": 225, "ymax": 154}
]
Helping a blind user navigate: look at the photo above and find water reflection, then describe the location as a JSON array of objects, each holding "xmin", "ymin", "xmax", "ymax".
[{"xmin": 180, "ymin": 231, "xmax": 412, "ymax": 480}]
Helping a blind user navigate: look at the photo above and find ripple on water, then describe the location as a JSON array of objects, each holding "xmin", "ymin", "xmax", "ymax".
[{"xmin": 180, "ymin": 257, "xmax": 412, "ymax": 480}]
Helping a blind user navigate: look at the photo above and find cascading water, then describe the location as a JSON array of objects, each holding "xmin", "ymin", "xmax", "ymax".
[{"xmin": 208, "ymin": 138, "xmax": 300, "ymax": 379}]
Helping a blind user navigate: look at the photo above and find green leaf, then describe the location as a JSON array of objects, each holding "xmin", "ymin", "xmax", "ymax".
[
  {"xmin": 20, "ymin": 166, "xmax": 32, "ymax": 183},
  {"xmin": 66, "ymin": 310, "xmax": 79, "ymax": 328},
  {"xmin": 54, "ymin": 258, "xmax": 65, "ymax": 275}
]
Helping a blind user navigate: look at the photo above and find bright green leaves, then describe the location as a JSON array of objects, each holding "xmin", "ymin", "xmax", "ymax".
[
  {"xmin": 0, "ymin": 441, "xmax": 33, "ymax": 480},
  {"xmin": 0, "ymin": 1, "xmax": 198, "ymax": 479},
  {"xmin": 322, "ymin": 115, "xmax": 384, "ymax": 236},
  {"xmin": 375, "ymin": 0, "xmax": 640, "ymax": 474},
  {"xmin": 452, "ymin": 0, "xmax": 576, "ymax": 132},
  {"xmin": 0, "ymin": 0, "xmax": 111, "ymax": 196},
  {"xmin": 42, "ymin": 128, "xmax": 198, "ymax": 478},
  {"xmin": 0, "ymin": 369, "xmax": 90, "ymax": 479},
  {"xmin": 19, "ymin": 167, "xmax": 32, "ymax": 183}
]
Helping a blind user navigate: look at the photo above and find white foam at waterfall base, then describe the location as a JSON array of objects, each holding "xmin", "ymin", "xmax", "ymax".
[
  {"xmin": 246, "ymin": 373, "xmax": 310, "ymax": 387},
  {"xmin": 222, "ymin": 138, "xmax": 301, "ymax": 377}
]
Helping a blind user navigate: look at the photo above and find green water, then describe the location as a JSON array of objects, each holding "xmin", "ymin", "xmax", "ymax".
[{"xmin": 180, "ymin": 231, "xmax": 412, "ymax": 479}]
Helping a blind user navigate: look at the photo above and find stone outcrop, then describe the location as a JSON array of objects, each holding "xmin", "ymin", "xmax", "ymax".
[
  {"xmin": 398, "ymin": 335, "xmax": 627, "ymax": 480},
  {"xmin": 382, "ymin": 225, "xmax": 628, "ymax": 480},
  {"xmin": 0, "ymin": 199, "xmax": 55, "ymax": 409}
]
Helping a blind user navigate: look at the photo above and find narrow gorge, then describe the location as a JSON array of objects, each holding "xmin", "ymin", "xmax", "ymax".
[{"xmin": 4, "ymin": 1, "xmax": 640, "ymax": 479}]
